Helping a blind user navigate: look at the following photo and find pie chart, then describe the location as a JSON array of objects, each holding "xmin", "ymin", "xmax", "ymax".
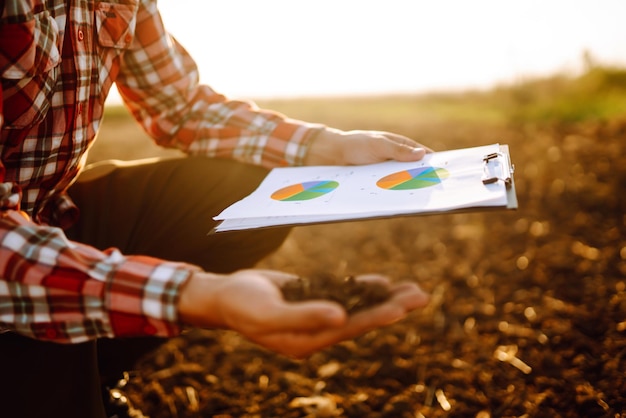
[
  {"xmin": 271, "ymin": 180, "xmax": 339, "ymax": 201},
  {"xmin": 376, "ymin": 167, "xmax": 449, "ymax": 190}
]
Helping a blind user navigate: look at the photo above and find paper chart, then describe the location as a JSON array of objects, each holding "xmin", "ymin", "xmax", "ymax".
[{"xmin": 213, "ymin": 144, "xmax": 516, "ymax": 232}]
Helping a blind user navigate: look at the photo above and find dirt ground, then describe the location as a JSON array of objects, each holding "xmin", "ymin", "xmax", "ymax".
[{"xmin": 109, "ymin": 116, "xmax": 626, "ymax": 417}]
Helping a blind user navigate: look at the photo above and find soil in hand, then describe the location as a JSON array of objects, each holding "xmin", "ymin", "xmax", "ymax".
[{"xmin": 280, "ymin": 273, "xmax": 393, "ymax": 314}]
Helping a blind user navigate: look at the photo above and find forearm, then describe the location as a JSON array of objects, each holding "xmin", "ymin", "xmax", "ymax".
[
  {"xmin": 145, "ymin": 90, "xmax": 326, "ymax": 168},
  {"xmin": 0, "ymin": 210, "xmax": 199, "ymax": 343},
  {"xmin": 115, "ymin": 0, "xmax": 325, "ymax": 169}
]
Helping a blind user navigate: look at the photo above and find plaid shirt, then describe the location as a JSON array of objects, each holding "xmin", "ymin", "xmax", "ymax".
[{"xmin": 0, "ymin": 0, "xmax": 323, "ymax": 343}]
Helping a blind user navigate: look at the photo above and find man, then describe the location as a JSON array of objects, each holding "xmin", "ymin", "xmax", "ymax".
[{"xmin": 0, "ymin": 0, "xmax": 430, "ymax": 416}]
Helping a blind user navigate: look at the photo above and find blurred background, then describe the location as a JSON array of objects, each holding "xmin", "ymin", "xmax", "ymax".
[
  {"xmin": 100, "ymin": 2, "xmax": 626, "ymax": 416},
  {"xmin": 108, "ymin": 0, "xmax": 626, "ymax": 103}
]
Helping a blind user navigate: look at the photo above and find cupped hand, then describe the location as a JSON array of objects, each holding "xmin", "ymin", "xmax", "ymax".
[
  {"xmin": 178, "ymin": 269, "xmax": 429, "ymax": 358},
  {"xmin": 305, "ymin": 127, "xmax": 433, "ymax": 166}
]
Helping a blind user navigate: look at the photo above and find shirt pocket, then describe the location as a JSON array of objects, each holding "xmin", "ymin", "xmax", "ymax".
[
  {"xmin": 0, "ymin": 10, "xmax": 61, "ymax": 129},
  {"xmin": 95, "ymin": 1, "xmax": 139, "ymax": 49}
]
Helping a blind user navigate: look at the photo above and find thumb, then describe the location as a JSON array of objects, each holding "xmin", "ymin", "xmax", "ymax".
[
  {"xmin": 374, "ymin": 131, "xmax": 432, "ymax": 162},
  {"xmin": 263, "ymin": 300, "xmax": 348, "ymax": 333},
  {"xmin": 385, "ymin": 140, "xmax": 426, "ymax": 162},
  {"xmin": 367, "ymin": 132, "xmax": 426, "ymax": 163}
]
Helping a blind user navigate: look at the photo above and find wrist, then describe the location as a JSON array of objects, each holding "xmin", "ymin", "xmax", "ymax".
[
  {"xmin": 177, "ymin": 272, "xmax": 223, "ymax": 328},
  {"xmin": 304, "ymin": 127, "xmax": 343, "ymax": 166}
]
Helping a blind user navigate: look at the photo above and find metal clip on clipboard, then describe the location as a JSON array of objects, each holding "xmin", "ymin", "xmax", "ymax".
[{"xmin": 482, "ymin": 151, "xmax": 514, "ymax": 188}]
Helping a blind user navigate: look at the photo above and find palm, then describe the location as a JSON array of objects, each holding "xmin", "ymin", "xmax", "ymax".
[{"xmin": 179, "ymin": 269, "xmax": 429, "ymax": 358}]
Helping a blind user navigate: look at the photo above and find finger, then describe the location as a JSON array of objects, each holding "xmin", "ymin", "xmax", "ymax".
[
  {"xmin": 351, "ymin": 273, "xmax": 391, "ymax": 284},
  {"xmin": 372, "ymin": 135, "xmax": 426, "ymax": 162},
  {"xmin": 396, "ymin": 145, "xmax": 426, "ymax": 162},
  {"xmin": 313, "ymin": 282, "xmax": 429, "ymax": 338},
  {"xmin": 381, "ymin": 132, "xmax": 435, "ymax": 153},
  {"xmin": 346, "ymin": 282, "xmax": 430, "ymax": 327},
  {"xmin": 350, "ymin": 276, "xmax": 428, "ymax": 311},
  {"xmin": 257, "ymin": 285, "xmax": 429, "ymax": 358},
  {"xmin": 255, "ymin": 303, "xmax": 409, "ymax": 358},
  {"xmin": 387, "ymin": 282, "xmax": 431, "ymax": 311},
  {"xmin": 259, "ymin": 299, "xmax": 348, "ymax": 333},
  {"xmin": 248, "ymin": 269, "xmax": 299, "ymax": 286}
]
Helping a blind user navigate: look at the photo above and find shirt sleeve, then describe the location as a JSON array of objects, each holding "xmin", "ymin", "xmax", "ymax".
[
  {"xmin": 0, "ymin": 210, "xmax": 200, "ymax": 343},
  {"xmin": 0, "ymin": 32, "xmax": 198, "ymax": 344},
  {"xmin": 114, "ymin": 0, "xmax": 325, "ymax": 169}
]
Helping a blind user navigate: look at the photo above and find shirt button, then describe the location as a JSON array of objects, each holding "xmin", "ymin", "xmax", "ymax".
[
  {"xmin": 125, "ymin": 34, "xmax": 132, "ymax": 43},
  {"xmin": 77, "ymin": 30, "xmax": 84, "ymax": 41}
]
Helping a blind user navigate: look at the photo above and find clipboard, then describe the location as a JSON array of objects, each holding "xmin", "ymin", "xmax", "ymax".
[
  {"xmin": 211, "ymin": 143, "xmax": 518, "ymax": 233},
  {"xmin": 482, "ymin": 145, "xmax": 517, "ymax": 210}
]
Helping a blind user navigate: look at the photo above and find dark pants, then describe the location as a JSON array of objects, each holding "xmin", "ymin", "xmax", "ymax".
[{"xmin": 0, "ymin": 157, "xmax": 290, "ymax": 418}]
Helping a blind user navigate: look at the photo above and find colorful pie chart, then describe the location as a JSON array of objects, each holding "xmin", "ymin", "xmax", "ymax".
[
  {"xmin": 271, "ymin": 180, "xmax": 339, "ymax": 201},
  {"xmin": 377, "ymin": 167, "xmax": 449, "ymax": 190}
]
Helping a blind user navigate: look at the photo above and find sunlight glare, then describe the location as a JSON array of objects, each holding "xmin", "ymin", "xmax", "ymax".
[{"xmin": 108, "ymin": 0, "xmax": 626, "ymax": 103}]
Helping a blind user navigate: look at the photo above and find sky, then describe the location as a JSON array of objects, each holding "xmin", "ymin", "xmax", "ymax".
[{"xmin": 109, "ymin": 0, "xmax": 626, "ymax": 102}]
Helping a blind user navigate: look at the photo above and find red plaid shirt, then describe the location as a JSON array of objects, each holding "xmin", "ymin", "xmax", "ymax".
[{"xmin": 0, "ymin": 0, "xmax": 323, "ymax": 343}]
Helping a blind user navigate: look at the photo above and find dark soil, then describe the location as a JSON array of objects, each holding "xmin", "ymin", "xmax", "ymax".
[
  {"xmin": 125, "ymin": 119, "xmax": 626, "ymax": 417},
  {"xmin": 280, "ymin": 274, "xmax": 393, "ymax": 315}
]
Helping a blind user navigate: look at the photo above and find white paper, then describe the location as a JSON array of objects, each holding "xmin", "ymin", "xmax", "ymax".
[{"xmin": 213, "ymin": 144, "xmax": 515, "ymax": 232}]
